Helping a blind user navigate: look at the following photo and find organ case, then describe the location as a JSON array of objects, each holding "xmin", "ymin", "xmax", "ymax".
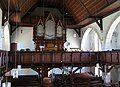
[{"xmin": 33, "ymin": 13, "xmax": 66, "ymax": 51}]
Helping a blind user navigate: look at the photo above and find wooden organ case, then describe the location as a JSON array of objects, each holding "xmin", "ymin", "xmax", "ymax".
[{"xmin": 33, "ymin": 13, "xmax": 66, "ymax": 51}]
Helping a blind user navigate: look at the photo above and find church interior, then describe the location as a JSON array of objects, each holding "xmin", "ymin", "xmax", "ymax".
[{"xmin": 0, "ymin": 0, "xmax": 120, "ymax": 87}]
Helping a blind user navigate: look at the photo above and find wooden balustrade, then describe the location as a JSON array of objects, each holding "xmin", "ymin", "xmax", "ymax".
[
  {"xmin": 99, "ymin": 51, "xmax": 120, "ymax": 64},
  {"xmin": 8, "ymin": 51, "xmax": 100, "ymax": 67},
  {"xmin": 0, "ymin": 50, "xmax": 118, "ymax": 67},
  {"xmin": 0, "ymin": 50, "xmax": 8, "ymax": 68},
  {"xmin": 0, "ymin": 50, "xmax": 8, "ymax": 76}
]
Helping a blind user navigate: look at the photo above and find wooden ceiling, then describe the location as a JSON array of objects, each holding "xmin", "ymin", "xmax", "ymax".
[{"xmin": 0, "ymin": 0, "xmax": 120, "ymax": 29}]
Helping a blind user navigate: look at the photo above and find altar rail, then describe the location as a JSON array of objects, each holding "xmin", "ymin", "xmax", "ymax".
[{"xmin": 8, "ymin": 51, "xmax": 120, "ymax": 67}]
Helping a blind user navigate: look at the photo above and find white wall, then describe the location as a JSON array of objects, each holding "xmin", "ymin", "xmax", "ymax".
[
  {"xmin": 2, "ymin": 22, "xmax": 10, "ymax": 51},
  {"xmin": 0, "ymin": 8, "xmax": 3, "ymax": 50},
  {"xmin": 110, "ymin": 22, "xmax": 120, "ymax": 49},
  {"xmin": 116, "ymin": 23, "xmax": 120, "ymax": 49},
  {"xmin": 11, "ymin": 68, "xmax": 38, "ymax": 76},
  {"xmin": 105, "ymin": 11, "xmax": 120, "ymax": 50},
  {"xmin": 11, "ymin": 27, "xmax": 81, "ymax": 51},
  {"xmin": 81, "ymin": 10, "xmax": 120, "ymax": 51},
  {"xmin": 110, "ymin": 67, "xmax": 119, "ymax": 83},
  {"xmin": 103, "ymin": 10, "xmax": 120, "ymax": 40},
  {"xmin": 81, "ymin": 27, "xmax": 102, "ymax": 51},
  {"xmin": 81, "ymin": 10, "xmax": 120, "ymax": 83},
  {"xmin": 66, "ymin": 29, "xmax": 81, "ymax": 49},
  {"xmin": 5, "ymin": 68, "xmax": 38, "ymax": 76},
  {"xmin": 0, "ymin": 8, "xmax": 2, "ymax": 26},
  {"xmin": 11, "ymin": 27, "xmax": 35, "ymax": 51}
]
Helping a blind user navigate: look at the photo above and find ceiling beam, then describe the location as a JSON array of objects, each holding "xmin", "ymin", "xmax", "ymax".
[
  {"xmin": 77, "ymin": 0, "xmax": 104, "ymax": 29},
  {"xmin": 73, "ymin": 67, "xmax": 81, "ymax": 73},
  {"xmin": 107, "ymin": 65, "xmax": 114, "ymax": 73},
  {"xmin": 77, "ymin": 0, "xmax": 119, "ymax": 28},
  {"xmin": 96, "ymin": 18, "xmax": 103, "ymax": 31},
  {"xmin": 94, "ymin": 0, "xmax": 118, "ymax": 16},
  {"xmin": 20, "ymin": 0, "xmax": 38, "ymax": 18},
  {"xmin": 66, "ymin": 25, "xmax": 85, "ymax": 29},
  {"xmin": 10, "ymin": 16, "xmax": 76, "ymax": 35},
  {"xmin": 10, "ymin": 0, "xmax": 38, "ymax": 23},
  {"xmin": 0, "ymin": 0, "xmax": 7, "ymax": 10},
  {"xmin": 77, "ymin": 0, "xmax": 92, "ymax": 16},
  {"xmin": 89, "ymin": 16, "xmax": 103, "ymax": 30},
  {"xmin": 105, "ymin": 0, "xmax": 109, "ymax": 5},
  {"xmin": 10, "ymin": 0, "xmax": 20, "ymax": 10},
  {"xmin": 74, "ymin": 29, "xmax": 81, "ymax": 37}
]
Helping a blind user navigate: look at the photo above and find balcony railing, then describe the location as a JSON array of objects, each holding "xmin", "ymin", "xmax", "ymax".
[{"xmin": 7, "ymin": 51, "xmax": 120, "ymax": 67}]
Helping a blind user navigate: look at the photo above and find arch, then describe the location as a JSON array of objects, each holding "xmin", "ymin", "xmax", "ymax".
[
  {"xmin": 81, "ymin": 28, "xmax": 92, "ymax": 51},
  {"xmin": 81, "ymin": 27, "xmax": 101, "ymax": 51},
  {"xmin": 105, "ymin": 15, "xmax": 120, "ymax": 50}
]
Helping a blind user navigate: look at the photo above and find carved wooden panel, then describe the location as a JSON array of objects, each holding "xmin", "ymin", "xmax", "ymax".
[
  {"xmin": 99, "ymin": 52, "xmax": 106, "ymax": 62},
  {"xmin": 105, "ymin": 52, "xmax": 111, "ymax": 63},
  {"xmin": 21, "ymin": 53, "xmax": 32, "ymax": 64},
  {"xmin": 62, "ymin": 53, "xmax": 71, "ymax": 63},
  {"xmin": 72, "ymin": 53, "xmax": 80, "ymax": 63},
  {"xmin": 53, "ymin": 52, "xmax": 62, "ymax": 63},
  {"xmin": 81, "ymin": 53, "xmax": 90, "ymax": 63},
  {"xmin": 42, "ymin": 53, "xmax": 52, "ymax": 63},
  {"xmin": 8, "ymin": 51, "xmax": 120, "ymax": 66},
  {"xmin": 0, "ymin": 51, "xmax": 7, "ymax": 66},
  {"xmin": 112, "ymin": 52, "xmax": 118, "ymax": 63},
  {"xmin": 33, "ymin": 53, "xmax": 42, "ymax": 63},
  {"xmin": 90, "ymin": 52, "xmax": 97, "ymax": 62}
]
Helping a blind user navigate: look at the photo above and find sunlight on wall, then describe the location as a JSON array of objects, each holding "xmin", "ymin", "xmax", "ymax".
[
  {"xmin": 0, "ymin": 8, "xmax": 3, "ymax": 49},
  {"xmin": 81, "ymin": 28, "xmax": 92, "ymax": 51},
  {"xmin": 66, "ymin": 29, "xmax": 80, "ymax": 50},
  {"xmin": 94, "ymin": 33, "xmax": 102, "ymax": 51},
  {"xmin": 0, "ymin": 27, "xmax": 3, "ymax": 49},
  {"xmin": 105, "ymin": 15, "xmax": 120, "ymax": 50},
  {"xmin": 11, "ymin": 27, "xmax": 35, "ymax": 51},
  {"xmin": 81, "ymin": 28, "xmax": 101, "ymax": 51},
  {"xmin": 2, "ymin": 22, "xmax": 10, "ymax": 51},
  {"xmin": 0, "ymin": 8, "xmax": 2, "ymax": 26}
]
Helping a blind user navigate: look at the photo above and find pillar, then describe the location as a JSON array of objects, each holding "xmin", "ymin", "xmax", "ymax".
[
  {"xmin": 102, "ymin": 65, "xmax": 107, "ymax": 83},
  {"xmin": 42, "ymin": 67, "xmax": 48, "ymax": 77}
]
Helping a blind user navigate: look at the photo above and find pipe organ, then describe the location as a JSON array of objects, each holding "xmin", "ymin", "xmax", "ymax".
[{"xmin": 33, "ymin": 13, "xmax": 66, "ymax": 51}]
